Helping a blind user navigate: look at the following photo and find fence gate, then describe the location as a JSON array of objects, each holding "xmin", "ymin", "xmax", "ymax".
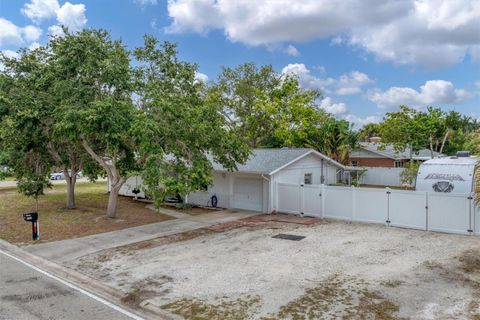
[{"xmin": 276, "ymin": 182, "xmax": 322, "ymax": 217}]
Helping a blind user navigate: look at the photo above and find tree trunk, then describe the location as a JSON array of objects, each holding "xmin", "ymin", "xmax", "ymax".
[
  {"xmin": 429, "ymin": 136, "xmax": 434, "ymax": 159},
  {"xmin": 81, "ymin": 138, "xmax": 125, "ymax": 218},
  {"xmin": 107, "ymin": 184, "xmax": 121, "ymax": 218},
  {"xmin": 63, "ymin": 168, "xmax": 77, "ymax": 209},
  {"xmin": 439, "ymin": 129, "xmax": 450, "ymax": 155}
]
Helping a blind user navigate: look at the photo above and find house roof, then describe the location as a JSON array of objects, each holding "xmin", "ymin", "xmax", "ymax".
[
  {"xmin": 212, "ymin": 148, "xmax": 349, "ymax": 175},
  {"xmin": 357, "ymin": 142, "xmax": 440, "ymax": 160}
]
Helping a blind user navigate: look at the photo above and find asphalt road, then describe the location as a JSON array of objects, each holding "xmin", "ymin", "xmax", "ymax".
[{"xmin": 0, "ymin": 251, "xmax": 140, "ymax": 320}]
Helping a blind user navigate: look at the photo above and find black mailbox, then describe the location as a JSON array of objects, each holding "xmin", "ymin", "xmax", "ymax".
[
  {"xmin": 23, "ymin": 212, "xmax": 38, "ymax": 222},
  {"xmin": 23, "ymin": 212, "xmax": 39, "ymax": 240}
]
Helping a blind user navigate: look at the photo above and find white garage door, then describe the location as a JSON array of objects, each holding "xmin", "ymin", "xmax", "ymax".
[{"xmin": 232, "ymin": 177, "xmax": 263, "ymax": 212}]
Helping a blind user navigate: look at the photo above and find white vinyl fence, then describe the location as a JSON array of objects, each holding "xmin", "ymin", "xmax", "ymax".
[
  {"xmin": 276, "ymin": 182, "xmax": 479, "ymax": 236},
  {"xmin": 359, "ymin": 167, "xmax": 405, "ymax": 187}
]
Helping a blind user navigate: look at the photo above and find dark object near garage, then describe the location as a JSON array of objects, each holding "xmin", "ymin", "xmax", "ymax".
[{"xmin": 272, "ymin": 234, "xmax": 305, "ymax": 241}]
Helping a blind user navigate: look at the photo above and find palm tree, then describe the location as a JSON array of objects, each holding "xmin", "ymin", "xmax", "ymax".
[{"xmin": 308, "ymin": 117, "xmax": 358, "ymax": 165}]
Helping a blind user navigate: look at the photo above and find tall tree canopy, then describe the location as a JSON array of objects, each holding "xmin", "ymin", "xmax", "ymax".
[
  {"xmin": 208, "ymin": 63, "xmax": 325, "ymax": 148},
  {"xmin": 0, "ymin": 47, "xmax": 54, "ymax": 201},
  {"xmin": 132, "ymin": 36, "xmax": 250, "ymax": 207},
  {"xmin": 378, "ymin": 106, "xmax": 479, "ymax": 157}
]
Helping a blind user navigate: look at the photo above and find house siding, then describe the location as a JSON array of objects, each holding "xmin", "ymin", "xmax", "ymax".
[{"xmin": 350, "ymin": 157, "xmax": 395, "ymax": 168}]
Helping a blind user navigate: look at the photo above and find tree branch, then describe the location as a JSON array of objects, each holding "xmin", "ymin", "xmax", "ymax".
[{"xmin": 81, "ymin": 137, "xmax": 113, "ymax": 182}]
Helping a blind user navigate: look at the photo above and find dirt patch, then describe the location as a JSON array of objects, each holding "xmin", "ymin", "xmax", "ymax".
[
  {"xmin": 458, "ymin": 249, "xmax": 480, "ymax": 274},
  {"xmin": 262, "ymin": 274, "xmax": 401, "ymax": 320},
  {"xmin": 380, "ymin": 280, "xmax": 404, "ymax": 288},
  {"xmin": 121, "ymin": 276, "xmax": 173, "ymax": 308},
  {"xmin": 161, "ymin": 296, "xmax": 261, "ymax": 320},
  {"xmin": 0, "ymin": 182, "xmax": 173, "ymax": 245}
]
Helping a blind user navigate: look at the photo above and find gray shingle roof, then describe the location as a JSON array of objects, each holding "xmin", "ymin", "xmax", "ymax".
[
  {"xmin": 212, "ymin": 148, "xmax": 314, "ymax": 174},
  {"xmin": 359, "ymin": 142, "xmax": 440, "ymax": 160}
]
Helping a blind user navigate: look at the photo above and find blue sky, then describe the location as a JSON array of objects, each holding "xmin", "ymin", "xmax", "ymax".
[{"xmin": 1, "ymin": 0, "xmax": 479, "ymax": 127}]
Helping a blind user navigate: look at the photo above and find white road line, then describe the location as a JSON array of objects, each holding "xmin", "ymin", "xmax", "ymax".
[{"xmin": 0, "ymin": 250, "xmax": 144, "ymax": 320}]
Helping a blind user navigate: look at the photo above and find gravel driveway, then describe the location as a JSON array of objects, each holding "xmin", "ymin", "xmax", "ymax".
[{"xmin": 69, "ymin": 219, "xmax": 480, "ymax": 319}]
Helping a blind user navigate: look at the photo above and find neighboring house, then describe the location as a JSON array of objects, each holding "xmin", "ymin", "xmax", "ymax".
[
  {"xmin": 350, "ymin": 142, "xmax": 440, "ymax": 168},
  {"xmin": 118, "ymin": 148, "xmax": 355, "ymax": 212},
  {"xmin": 187, "ymin": 148, "xmax": 355, "ymax": 213}
]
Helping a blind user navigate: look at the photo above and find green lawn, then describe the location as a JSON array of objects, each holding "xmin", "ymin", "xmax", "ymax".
[{"xmin": 0, "ymin": 182, "xmax": 172, "ymax": 245}]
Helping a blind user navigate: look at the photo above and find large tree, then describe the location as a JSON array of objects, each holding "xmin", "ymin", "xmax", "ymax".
[
  {"xmin": 0, "ymin": 48, "xmax": 54, "ymax": 202},
  {"xmin": 379, "ymin": 106, "xmax": 479, "ymax": 158},
  {"xmin": 379, "ymin": 106, "xmax": 430, "ymax": 160},
  {"xmin": 62, "ymin": 33, "xmax": 249, "ymax": 218},
  {"xmin": 133, "ymin": 36, "xmax": 250, "ymax": 206},
  {"xmin": 208, "ymin": 63, "xmax": 329, "ymax": 148},
  {"xmin": 0, "ymin": 36, "xmax": 101, "ymax": 209}
]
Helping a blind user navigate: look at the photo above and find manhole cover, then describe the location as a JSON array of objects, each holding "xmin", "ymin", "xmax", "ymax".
[{"xmin": 272, "ymin": 234, "xmax": 305, "ymax": 241}]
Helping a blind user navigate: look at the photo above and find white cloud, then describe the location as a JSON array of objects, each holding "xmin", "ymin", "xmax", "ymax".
[
  {"xmin": 368, "ymin": 80, "xmax": 470, "ymax": 109},
  {"xmin": 194, "ymin": 71, "xmax": 208, "ymax": 83},
  {"xmin": 336, "ymin": 71, "xmax": 373, "ymax": 95},
  {"xmin": 22, "ymin": 25, "xmax": 42, "ymax": 42},
  {"xmin": 167, "ymin": 0, "xmax": 480, "ymax": 67},
  {"xmin": 0, "ymin": 50, "xmax": 21, "ymax": 71},
  {"xmin": 28, "ymin": 42, "xmax": 41, "ymax": 50},
  {"xmin": 22, "ymin": 0, "xmax": 60, "ymax": 23},
  {"xmin": 22, "ymin": 0, "xmax": 87, "ymax": 34},
  {"xmin": 0, "ymin": 18, "xmax": 42, "ymax": 47},
  {"xmin": 1, "ymin": 50, "xmax": 20, "ymax": 59},
  {"xmin": 48, "ymin": 25, "xmax": 64, "ymax": 37},
  {"xmin": 284, "ymin": 44, "xmax": 300, "ymax": 56},
  {"xmin": 281, "ymin": 63, "xmax": 335, "ymax": 91},
  {"xmin": 319, "ymin": 97, "xmax": 347, "ymax": 115},
  {"xmin": 343, "ymin": 114, "xmax": 381, "ymax": 128},
  {"xmin": 56, "ymin": 2, "xmax": 87, "ymax": 32},
  {"xmin": 281, "ymin": 63, "xmax": 372, "ymax": 95}
]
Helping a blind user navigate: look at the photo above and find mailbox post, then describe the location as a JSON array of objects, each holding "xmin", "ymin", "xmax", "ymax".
[{"xmin": 23, "ymin": 212, "xmax": 39, "ymax": 240}]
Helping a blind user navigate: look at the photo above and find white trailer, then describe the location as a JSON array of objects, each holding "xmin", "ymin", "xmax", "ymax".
[{"xmin": 416, "ymin": 153, "xmax": 479, "ymax": 194}]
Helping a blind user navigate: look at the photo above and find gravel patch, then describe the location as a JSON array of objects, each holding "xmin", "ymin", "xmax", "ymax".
[{"xmin": 71, "ymin": 220, "xmax": 480, "ymax": 319}]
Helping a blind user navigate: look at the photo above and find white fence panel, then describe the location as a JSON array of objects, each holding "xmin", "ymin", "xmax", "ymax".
[
  {"xmin": 119, "ymin": 176, "xmax": 146, "ymax": 198},
  {"xmin": 354, "ymin": 188, "xmax": 388, "ymax": 224},
  {"xmin": 277, "ymin": 183, "xmax": 301, "ymax": 214},
  {"xmin": 302, "ymin": 185, "xmax": 322, "ymax": 217},
  {"xmin": 389, "ymin": 190, "xmax": 427, "ymax": 230},
  {"xmin": 428, "ymin": 193, "xmax": 471, "ymax": 234},
  {"xmin": 324, "ymin": 186, "xmax": 353, "ymax": 220},
  {"xmin": 361, "ymin": 167, "xmax": 405, "ymax": 187}
]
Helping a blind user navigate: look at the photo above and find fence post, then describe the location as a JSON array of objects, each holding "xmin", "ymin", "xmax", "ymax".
[
  {"xmin": 300, "ymin": 184, "xmax": 304, "ymax": 215},
  {"xmin": 425, "ymin": 192, "xmax": 429, "ymax": 232},
  {"xmin": 386, "ymin": 188, "xmax": 391, "ymax": 226},
  {"xmin": 468, "ymin": 194, "xmax": 474, "ymax": 234},
  {"xmin": 321, "ymin": 184, "xmax": 326, "ymax": 219},
  {"xmin": 351, "ymin": 185, "xmax": 356, "ymax": 221},
  {"xmin": 275, "ymin": 182, "xmax": 279, "ymax": 213}
]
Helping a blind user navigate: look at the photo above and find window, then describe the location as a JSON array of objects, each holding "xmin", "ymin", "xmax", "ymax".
[
  {"xmin": 394, "ymin": 160, "xmax": 405, "ymax": 168},
  {"xmin": 200, "ymin": 183, "xmax": 208, "ymax": 191},
  {"xmin": 304, "ymin": 173, "xmax": 312, "ymax": 185},
  {"xmin": 351, "ymin": 160, "xmax": 358, "ymax": 167}
]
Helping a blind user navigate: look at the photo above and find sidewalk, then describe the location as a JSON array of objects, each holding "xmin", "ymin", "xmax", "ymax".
[{"xmin": 24, "ymin": 209, "xmax": 258, "ymax": 263}]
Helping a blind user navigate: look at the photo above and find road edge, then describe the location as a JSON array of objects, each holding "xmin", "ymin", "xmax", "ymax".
[{"xmin": 0, "ymin": 239, "xmax": 180, "ymax": 320}]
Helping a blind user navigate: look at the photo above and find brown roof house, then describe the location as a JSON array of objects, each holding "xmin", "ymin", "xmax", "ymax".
[{"xmin": 350, "ymin": 142, "xmax": 440, "ymax": 168}]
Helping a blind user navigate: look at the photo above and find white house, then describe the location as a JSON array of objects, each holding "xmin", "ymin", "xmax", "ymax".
[{"xmin": 187, "ymin": 148, "xmax": 354, "ymax": 213}]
